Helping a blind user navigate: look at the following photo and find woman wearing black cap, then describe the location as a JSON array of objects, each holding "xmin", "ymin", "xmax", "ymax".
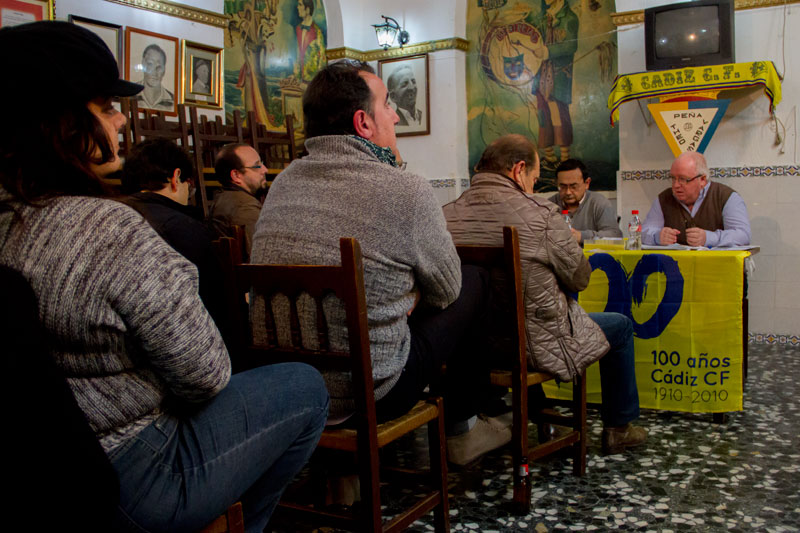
[{"xmin": 0, "ymin": 21, "xmax": 328, "ymax": 533}]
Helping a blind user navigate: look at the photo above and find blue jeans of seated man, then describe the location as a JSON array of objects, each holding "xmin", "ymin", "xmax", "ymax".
[
  {"xmin": 529, "ymin": 312, "xmax": 639, "ymax": 428},
  {"xmin": 110, "ymin": 363, "xmax": 328, "ymax": 533},
  {"xmin": 588, "ymin": 312, "xmax": 640, "ymax": 427}
]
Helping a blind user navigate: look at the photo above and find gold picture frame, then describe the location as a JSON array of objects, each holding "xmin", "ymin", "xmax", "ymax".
[
  {"xmin": 0, "ymin": 0, "xmax": 53, "ymax": 28},
  {"xmin": 181, "ymin": 40, "xmax": 222, "ymax": 109}
]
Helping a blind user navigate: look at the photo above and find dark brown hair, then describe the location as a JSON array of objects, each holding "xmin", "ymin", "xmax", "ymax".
[
  {"xmin": 0, "ymin": 99, "xmax": 117, "ymax": 205},
  {"xmin": 303, "ymin": 60, "xmax": 375, "ymax": 139}
]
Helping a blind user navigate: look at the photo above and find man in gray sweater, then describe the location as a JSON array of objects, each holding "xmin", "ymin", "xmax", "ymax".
[
  {"xmin": 548, "ymin": 158, "xmax": 622, "ymax": 244},
  {"xmin": 251, "ymin": 61, "xmax": 510, "ymax": 465}
]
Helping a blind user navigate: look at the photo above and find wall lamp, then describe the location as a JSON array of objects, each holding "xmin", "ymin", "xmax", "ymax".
[{"xmin": 372, "ymin": 15, "xmax": 409, "ymax": 50}]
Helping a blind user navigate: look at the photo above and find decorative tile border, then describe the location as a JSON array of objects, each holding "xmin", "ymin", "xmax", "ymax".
[
  {"xmin": 327, "ymin": 37, "xmax": 470, "ymax": 63},
  {"xmin": 429, "ymin": 178, "xmax": 456, "ymax": 189},
  {"xmin": 622, "ymin": 165, "xmax": 800, "ymax": 181},
  {"xmin": 460, "ymin": 178, "xmax": 470, "ymax": 190},
  {"xmin": 749, "ymin": 333, "xmax": 800, "ymax": 345}
]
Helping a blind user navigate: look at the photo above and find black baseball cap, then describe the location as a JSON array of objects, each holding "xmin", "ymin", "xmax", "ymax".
[{"xmin": 0, "ymin": 20, "xmax": 142, "ymax": 110}]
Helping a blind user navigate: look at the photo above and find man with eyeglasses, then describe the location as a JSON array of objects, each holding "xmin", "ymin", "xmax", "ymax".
[
  {"xmin": 548, "ymin": 159, "xmax": 622, "ymax": 245},
  {"xmin": 210, "ymin": 143, "xmax": 268, "ymax": 256},
  {"xmin": 642, "ymin": 152, "xmax": 750, "ymax": 247}
]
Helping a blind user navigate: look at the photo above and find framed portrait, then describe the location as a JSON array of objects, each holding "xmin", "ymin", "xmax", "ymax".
[
  {"xmin": 69, "ymin": 15, "xmax": 123, "ymax": 75},
  {"xmin": 378, "ymin": 54, "xmax": 430, "ymax": 137},
  {"xmin": 0, "ymin": 0, "xmax": 53, "ymax": 28},
  {"xmin": 125, "ymin": 26, "xmax": 179, "ymax": 116},
  {"xmin": 181, "ymin": 41, "xmax": 222, "ymax": 109}
]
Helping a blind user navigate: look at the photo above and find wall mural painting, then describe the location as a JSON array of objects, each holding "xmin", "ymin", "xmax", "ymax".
[
  {"xmin": 224, "ymin": 0, "xmax": 327, "ymax": 136},
  {"xmin": 467, "ymin": 0, "xmax": 619, "ymax": 190}
]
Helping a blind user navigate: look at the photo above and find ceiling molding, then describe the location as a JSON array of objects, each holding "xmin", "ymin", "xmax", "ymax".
[
  {"xmin": 612, "ymin": 0, "xmax": 799, "ymax": 27},
  {"xmin": 101, "ymin": 0, "xmax": 228, "ymax": 28},
  {"xmin": 327, "ymin": 37, "xmax": 470, "ymax": 62}
]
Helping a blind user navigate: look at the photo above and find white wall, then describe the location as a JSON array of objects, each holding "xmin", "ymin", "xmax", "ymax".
[
  {"xmin": 614, "ymin": 3, "xmax": 799, "ymax": 338},
  {"xmin": 55, "ymin": 0, "xmax": 226, "ymax": 121}
]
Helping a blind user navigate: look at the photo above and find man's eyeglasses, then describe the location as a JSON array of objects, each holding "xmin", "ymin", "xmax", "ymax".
[
  {"xmin": 670, "ymin": 173, "xmax": 703, "ymax": 185},
  {"xmin": 558, "ymin": 183, "xmax": 583, "ymax": 191},
  {"xmin": 241, "ymin": 162, "xmax": 264, "ymax": 170}
]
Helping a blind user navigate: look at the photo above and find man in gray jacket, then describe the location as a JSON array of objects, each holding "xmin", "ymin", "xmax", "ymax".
[
  {"xmin": 444, "ymin": 134, "xmax": 646, "ymax": 455},
  {"xmin": 250, "ymin": 61, "xmax": 510, "ymax": 465}
]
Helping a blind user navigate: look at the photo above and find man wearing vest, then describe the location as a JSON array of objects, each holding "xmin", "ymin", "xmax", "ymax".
[{"xmin": 642, "ymin": 152, "xmax": 751, "ymax": 247}]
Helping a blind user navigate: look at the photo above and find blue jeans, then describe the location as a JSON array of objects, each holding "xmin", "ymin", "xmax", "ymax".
[
  {"xmin": 587, "ymin": 312, "xmax": 640, "ymax": 427},
  {"xmin": 110, "ymin": 363, "xmax": 328, "ymax": 533}
]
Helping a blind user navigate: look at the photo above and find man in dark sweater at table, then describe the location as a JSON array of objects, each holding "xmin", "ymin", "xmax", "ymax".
[
  {"xmin": 121, "ymin": 139, "xmax": 233, "ymax": 350},
  {"xmin": 250, "ymin": 61, "xmax": 510, "ymax": 465},
  {"xmin": 548, "ymin": 158, "xmax": 622, "ymax": 245},
  {"xmin": 642, "ymin": 151, "xmax": 751, "ymax": 248}
]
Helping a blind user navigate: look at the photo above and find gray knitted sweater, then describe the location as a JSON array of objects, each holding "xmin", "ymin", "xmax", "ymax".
[
  {"xmin": 251, "ymin": 136, "xmax": 461, "ymax": 415},
  {"xmin": 0, "ymin": 189, "xmax": 231, "ymax": 453}
]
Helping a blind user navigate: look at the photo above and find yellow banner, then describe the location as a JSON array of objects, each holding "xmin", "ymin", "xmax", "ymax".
[
  {"xmin": 544, "ymin": 249, "xmax": 749, "ymax": 413},
  {"xmin": 608, "ymin": 61, "xmax": 782, "ymax": 125}
]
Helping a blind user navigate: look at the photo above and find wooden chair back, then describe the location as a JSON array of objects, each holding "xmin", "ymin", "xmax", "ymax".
[
  {"xmin": 189, "ymin": 106, "xmax": 246, "ymax": 218},
  {"xmin": 127, "ymin": 99, "xmax": 191, "ymax": 148},
  {"xmin": 246, "ymin": 110, "xmax": 298, "ymax": 172},
  {"xmin": 455, "ymin": 226, "xmax": 587, "ymax": 514},
  {"xmin": 229, "ymin": 238, "xmax": 449, "ymax": 532}
]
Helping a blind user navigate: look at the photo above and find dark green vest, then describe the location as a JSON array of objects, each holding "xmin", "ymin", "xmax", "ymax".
[{"xmin": 658, "ymin": 181, "xmax": 734, "ymax": 245}]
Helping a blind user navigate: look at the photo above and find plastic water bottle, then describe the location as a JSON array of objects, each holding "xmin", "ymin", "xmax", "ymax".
[
  {"xmin": 627, "ymin": 210, "xmax": 642, "ymax": 250},
  {"xmin": 562, "ymin": 209, "xmax": 572, "ymax": 230}
]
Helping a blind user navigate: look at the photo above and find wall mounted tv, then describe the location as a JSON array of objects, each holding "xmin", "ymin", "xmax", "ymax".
[{"xmin": 644, "ymin": 0, "xmax": 735, "ymax": 71}]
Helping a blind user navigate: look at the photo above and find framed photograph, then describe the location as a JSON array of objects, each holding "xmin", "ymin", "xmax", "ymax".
[
  {"xmin": 69, "ymin": 15, "xmax": 122, "ymax": 75},
  {"xmin": 0, "ymin": 0, "xmax": 53, "ymax": 28},
  {"xmin": 181, "ymin": 41, "xmax": 222, "ymax": 109},
  {"xmin": 378, "ymin": 54, "xmax": 430, "ymax": 137},
  {"xmin": 125, "ymin": 26, "xmax": 179, "ymax": 116}
]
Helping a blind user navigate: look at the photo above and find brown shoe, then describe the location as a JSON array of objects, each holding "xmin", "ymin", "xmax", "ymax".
[
  {"xmin": 446, "ymin": 415, "xmax": 512, "ymax": 466},
  {"xmin": 601, "ymin": 423, "xmax": 647, "ymax": 455}
]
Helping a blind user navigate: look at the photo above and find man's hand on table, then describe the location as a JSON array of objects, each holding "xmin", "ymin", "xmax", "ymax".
[
  {"xmin": 685, "ymin": 227, "xmax": 707, "ymax": 247},
  {"xmin": 659, "ymin": 227, "xmax": 680, "ymax": 245},
  {"xmin": 570, "ymin": 228, "xmax": 582, "ymax": 244}
]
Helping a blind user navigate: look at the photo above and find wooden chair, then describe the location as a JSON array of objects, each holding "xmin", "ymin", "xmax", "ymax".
[
  {"xmin": 455, "ymin": 226, "xmax": 587, "ymax": 514},
  {"xmin": 127, "ymin": 99, "xmax": 191, "ymax": 148},
  {"xmin": 198, "ymin": 502, "xmax": 244, "ymax": 533},
  {"xmin": 246, "ymin": 110, "xmax": 298, "ymax": 172},
  {"xmin": 230, "ymin": 238, "xmax": 449, "ymax": 532},
  {"xmin": 189, "ymin": 106, "xmax": 247, "ymax": 218}
]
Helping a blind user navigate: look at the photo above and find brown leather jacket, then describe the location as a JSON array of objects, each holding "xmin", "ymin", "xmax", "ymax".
[{"xmin": 443, "ymin": 172, "xmax": 609, "ymax": 381}]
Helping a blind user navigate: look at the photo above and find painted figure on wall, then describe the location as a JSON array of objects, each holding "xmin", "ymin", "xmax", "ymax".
[
  {"xmin": 224, "ymin": 0, "xmax": 327, "ymax": 130},
  {"xmin": 294, "ymin": 0, "xmax": 326, "ymax": 82},
  {"xmin": 527, "ymin": 0, "xmax": 578, "ymax": 170},
  {"xmin": 468, "ymin": 0, "xmax": 618, "ymax": 190}
]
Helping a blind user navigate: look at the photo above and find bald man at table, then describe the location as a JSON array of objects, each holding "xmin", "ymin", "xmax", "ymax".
[{"xmin": 642, "ymin": 152, "xmax": 751, "ymax": 248}]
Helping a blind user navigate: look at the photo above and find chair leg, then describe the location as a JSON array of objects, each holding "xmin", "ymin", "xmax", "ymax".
[
  {"xmin": 357, "ymin": 435, "xmax": 383, "ymax": 532},
  {"xmin": 513, "ymin": 382, "xmax": 531, "ymax": 514},
  {"xmin": 572, "ymin": 372, "xmax": 587, "ymax": 476},
  {"xmin": 427, "ymin": 397, "xmax": 450, "ymax": 533}
]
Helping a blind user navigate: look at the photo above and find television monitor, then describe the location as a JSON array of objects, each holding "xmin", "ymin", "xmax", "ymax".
[{"xmin": 644, "ymin": 0, "xmax": 735, "ymax": 71}]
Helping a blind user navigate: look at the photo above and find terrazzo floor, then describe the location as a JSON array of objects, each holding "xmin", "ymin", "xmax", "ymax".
[{"xmin": 274, "ymin": 344, "xmax": 800, "ymax": 532}]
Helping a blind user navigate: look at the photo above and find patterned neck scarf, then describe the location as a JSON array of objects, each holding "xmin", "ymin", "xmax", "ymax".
[{"xmin": 351, "ymin": 136, "xmax": 401, "ymax": 168}]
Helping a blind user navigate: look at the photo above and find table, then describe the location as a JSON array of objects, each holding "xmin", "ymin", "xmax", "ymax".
[{"xmin": 543, "ymin": 248, "xmax": 751, "ymax": 414}]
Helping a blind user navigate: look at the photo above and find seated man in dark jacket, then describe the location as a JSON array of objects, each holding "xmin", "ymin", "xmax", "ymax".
[
  {"xmin": 121, "ymin": 139, "xmax": 233, "ymax": 349},
  {"xmin": 443, "ymin": 134, "xmax": 647, "ymax": 454}
]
